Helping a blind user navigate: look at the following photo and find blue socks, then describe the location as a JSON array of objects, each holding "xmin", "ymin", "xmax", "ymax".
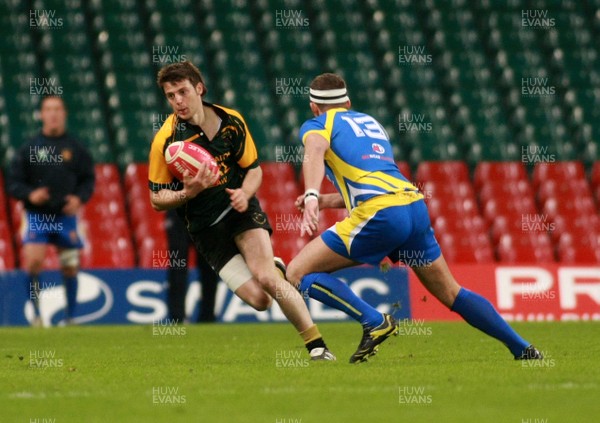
[
  {"xmin": 300, "ymin": 273, "xmax": 384, "ymax": 328},
  {"xmin": 451, "ymin": 288, "xmax": 529, "ymax": 357},
  {"xmin": 64, "ymin": 275, "xmax": 78, "ymax": 319}
]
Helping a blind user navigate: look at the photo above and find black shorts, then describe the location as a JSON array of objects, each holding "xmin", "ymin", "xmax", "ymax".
[{"xmin": 189, "ymin": 196, "xmax": 272, "ymax": 273}]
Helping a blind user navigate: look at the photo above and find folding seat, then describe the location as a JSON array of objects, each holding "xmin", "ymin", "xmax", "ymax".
[
  {"xmin": 9, "ymin": 198, "xmax": 23, "ymax": 236},
  {"xmin": 551, "ymin": 213, "xmax": 600, "ymax": 242},
  {"xmin": 124, "ymin": 163, "xmax": 149, "ymax": 192},
  {"xmin": 474, "ymin": 161, "xmax": 528, "ymax": 190},
  {"xmin": 489, "ymin": 214, "xmax": 532, "ymax": 245},
  {"xmin": 137, "ymin": 236, "xmax": 168, "ymax": 268},
  {"xmin": 541, "ymin": 196, "xmax": 596, "ymax": 221},
  {"xmin": 482, "ymin": 196, "xmax": 537, "ymax": 224},
  {"xmin": 532, "ymin": 161, "xmax": 585, "ymax": 188},
  {"xmin": 270, "ymin": 232, "xmax": 308, "ymax": 264},
  {"xmin": 420, "ymin": 180, "xmax": 476, "ymax": 201},
  {"xmin": 497, "ymin": 232, "xmax": 555, "ymax": 263},
  {"xmin": 433, "ymin": 215, "xmax": 487, "ymax": 238},
  {"xmin": 319, "ymin": 208, "xmax": 348, "ymax": 232},
  {"xmin": 260, "ymin": 162, "xmax": 296, "ymax": 185},
  {"xmin": 427, "ymin": 196, "xmax": 480, "ymax": 221},
  {"xmin": 592, "ymin": 161, "xmax": 600, "ymax": 202},
  {"xmin": 0, "ymin": 236, "xmax": 15, "ymax": 270},
  {"xmin": 396, "ymin": 161, "xmax": 412, "ymax": 181},
  {"xmin": 557, "ymin": 232, "xmax": 600, "ymax": 264},
  {"xmin": 537, "ymin": 179, "xmax": 594, "ymax": 206},
  {"xmin": 95, "ymin": 163, "xmax": 120, "ymax": 184},
  {"xmin": 437, "ymin": 232, "xmax": 494, "ymax": 263},
  {"xmin": 415, "ymin": 161, "xmax": 469, "ymax": 183},
  {"xmin": 478, "ymin": 180, "xmax": 533, "ymax": 206},
  {"xmin": 592, "ymin": 161, "xmax": 600, "ymax": 190}
]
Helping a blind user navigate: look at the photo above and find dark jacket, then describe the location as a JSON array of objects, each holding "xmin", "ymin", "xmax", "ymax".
[{"xmin": 7, "ymin": 132, "xmax": 95, "ymax": 214}]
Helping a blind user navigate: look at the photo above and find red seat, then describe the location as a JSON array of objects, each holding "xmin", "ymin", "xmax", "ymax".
[
  {"xmin": 537, "ymin": 179, "xmax": 593, "ymax": 206},
  {"xmin": 433, "ymin": 215, "xmax": 487, "ymax": 237},
  {"xmin": 482, "ymin": 196, "xmax": 537, "ymax": 224},
  {"xmin": 550, "ymin": 214, "xmax": 600, "ymax": 241},
  {"xmin": 497, "ymin": 233, "xmax": 555, "ymax": 263},
  {"xmin": 396, "ymin": 161, "xmax": 412, "ymax": 181},
  {"xmin": 138, "ymin": 236, "xmax": 169, "ymax": 268},
  {"xmin": 489, "ymin": 215, "xmax": 530, "ymax": 245},
  {"xmin": 478, "ymin": 180, "xmax": 533, "ymax": 206},
  {"xmin": 319, "ymin": 208, "xmax": 348, "ymax": 231},
  {"xmin": 95, "ymin": 163, "xmax": 120, "ymax": 184},
  {"xmin": 419, "ymin": 180, "xmax": 476, "ymax": 201},
  {"xmin": 542, "ymin": 196, "xmax": 596, "ymax": 221},
  {"xmin": 0, "ymin": 171, "xmax": 16, "ymax": 269},
  {"xmin": 474, "ymin": 162, "xmax": 528, "ymax": 190},
  {"xmin": 426, "ymin": 196, "xmax": 480, "ymax": 221},
  {"xmin": 437, "ymin": 232, "xmax": 494, "ymax": 263},
  {"xmin": 416, "ymin": 161, "xmax": 469, "ymax": 183},
  {"xmin": 532, "ymin": 161, "xmax": 585, "ymax": 188},
  {"xmin": 261, "ymin": 162, "xmax": 296, "ymax": 184},
  {"xmin": 0, "ymin": 237, "xmax": 16, "ymax": 270},
  {"xmin": 557, "ymin": 232, "xmax": 600, "ymax": 263},
  {"xmin": 270, "ymin": 232, "xmax": 308, "ymax": 264},
  {"xmin": 592, "ymin": 161, "xmax": 600, "ymax": 203}
]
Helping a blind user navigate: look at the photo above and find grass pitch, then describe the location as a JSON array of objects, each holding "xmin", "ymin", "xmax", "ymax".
[{"xmin": 1, "ymin": 321, "xmax": 598, "ymax": 422}]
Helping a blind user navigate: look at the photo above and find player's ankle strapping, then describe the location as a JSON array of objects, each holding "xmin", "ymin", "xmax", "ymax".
[{"xmin": 300, "ymin": 324, "xmax": 326, "ymax": 351}]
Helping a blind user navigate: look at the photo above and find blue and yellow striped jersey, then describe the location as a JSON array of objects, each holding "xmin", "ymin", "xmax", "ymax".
[{"xmin": 300, "ymin": 108, "xmax": 420, "ymax": 211}]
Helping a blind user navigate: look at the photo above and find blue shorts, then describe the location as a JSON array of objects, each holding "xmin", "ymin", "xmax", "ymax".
[
  {"xmin": 21, "ymin": 211, "xmax": 84, "ymax": 249},
  {"xmin": 321, "ymin": 192, "xmax": 441, "ymax": 266}
]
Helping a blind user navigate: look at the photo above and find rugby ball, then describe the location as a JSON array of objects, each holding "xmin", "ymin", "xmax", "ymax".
[{"xmin": 165, "ymin": 141, "xmax": 219, "ymax": 180}]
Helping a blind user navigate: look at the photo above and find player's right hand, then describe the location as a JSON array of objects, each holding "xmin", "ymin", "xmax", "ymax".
[
  {"xmin": 28, "ymin": 187, "xmax": 50, "ymax": 205},
  {"xmin": 295, "ymin": 194, "xmax": 305, "ymax": 212},
  {"xmin": 182, "ymin": 164, "xmax": 219, "ymax": 199}
]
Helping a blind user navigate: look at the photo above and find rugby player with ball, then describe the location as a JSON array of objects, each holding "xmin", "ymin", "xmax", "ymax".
[{"xmin": 148, "ymin": 61, "xmax": 334, "ymax": 360}]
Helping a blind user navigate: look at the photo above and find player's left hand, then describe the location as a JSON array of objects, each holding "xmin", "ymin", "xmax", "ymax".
[
  {"xmin": 301, "ymin": 198, "xmax": 319, "ymax": 237},
  {"xmin": 226, "ymin": 188, "xmax": 249, "ymax": 213},
  {"xmin": 62, "ymin": 195, "xmax": 82, "ymax": 215}
]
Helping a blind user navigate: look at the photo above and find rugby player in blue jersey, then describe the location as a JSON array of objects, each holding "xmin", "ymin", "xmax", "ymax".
[{"xmin": 286, "ymin": 73, "xmax": 542, "ymax": 363}]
